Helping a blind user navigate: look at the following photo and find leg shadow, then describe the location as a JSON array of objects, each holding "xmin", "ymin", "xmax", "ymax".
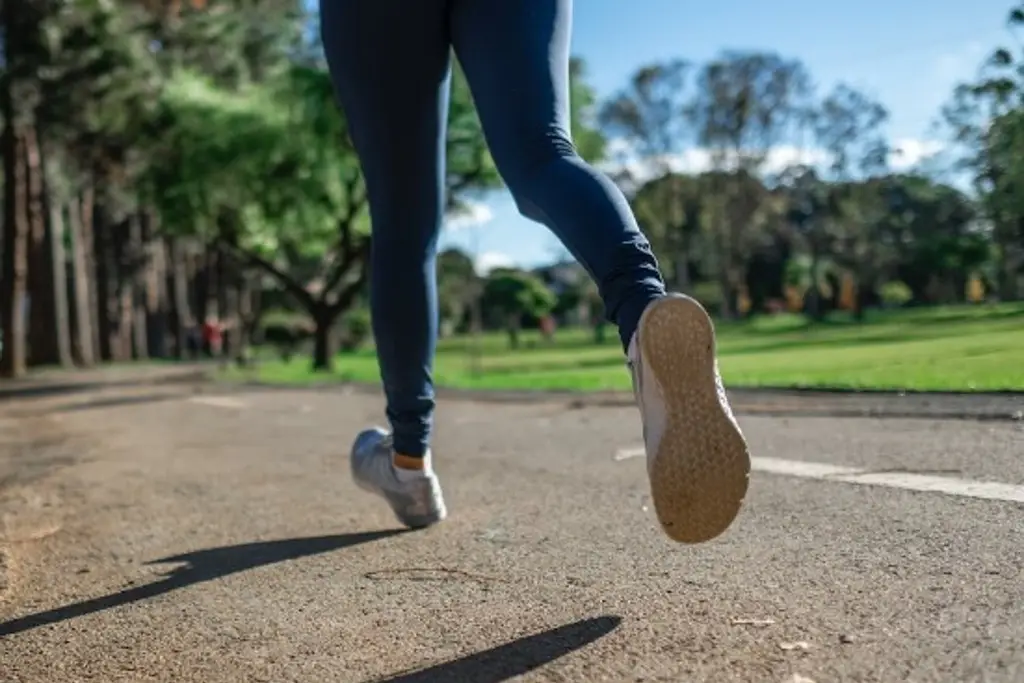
[
  {"xmin": 373, "ymin": 615, "xmax": 622, "ymax": 683},
  {"xmin": 0, "ymin": 529, "xmax": 406, "ymax": 638}
]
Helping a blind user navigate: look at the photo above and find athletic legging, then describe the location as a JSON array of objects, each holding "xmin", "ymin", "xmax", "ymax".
[{"xmin": 320, "ymin": 0, "xmax": 666, "ymax": 457}]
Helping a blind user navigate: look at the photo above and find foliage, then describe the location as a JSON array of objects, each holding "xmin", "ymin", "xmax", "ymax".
[
  {"xmin": 436, "ymin": 247, "xmax": 480, "ymax": 334},
  {"xmin": 3, "ymin": 2, "xmax": 1024, "ymax": 380},
  {"xmin": 481, "ymin": 268, "xmax": 558, "ymax": 347},
  {"xmin": 338, "ymin": 307, "xmax": 371, "ymax": 352},
  {"xmin": 879, "ymin": 281, "xmax": 913, "ymax": 307}
]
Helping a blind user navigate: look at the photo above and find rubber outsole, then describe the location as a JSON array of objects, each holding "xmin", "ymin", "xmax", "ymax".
[{"xmin": 638, "ymin": 295, "xmax": 751, "ymax": 544}]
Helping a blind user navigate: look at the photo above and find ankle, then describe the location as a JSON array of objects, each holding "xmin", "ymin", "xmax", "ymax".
[
  {"xmin": 393, "ymin": 452, "xmax": 426, "ymax": 470},
  {"xmin": 393, "ymin": 451, "xmax": 432, "ymax": 481}
]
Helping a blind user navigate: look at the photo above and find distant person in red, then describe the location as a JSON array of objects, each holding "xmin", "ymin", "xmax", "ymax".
[
  {"xmin": 539, "ymin": 314, "xmax": 556, "ymax": 343},
  {"xmin": 201, "ymin": 317, "xmax": 223, "ymax": 358}
]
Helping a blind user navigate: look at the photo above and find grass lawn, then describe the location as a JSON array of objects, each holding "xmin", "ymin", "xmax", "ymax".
[{"xmin": 232, "ymin": 303, "xmax": 1024, "ymax": 392}]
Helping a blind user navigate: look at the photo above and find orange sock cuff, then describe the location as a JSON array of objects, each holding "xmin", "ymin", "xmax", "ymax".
[{"xmin": 393, "ymin": 453, "xmax": 426, "ymax": 471}]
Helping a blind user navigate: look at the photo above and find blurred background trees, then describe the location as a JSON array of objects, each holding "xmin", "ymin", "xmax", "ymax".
[{"xmin": 1, "ymin": 1, "xmax": 1021, "ymax": 374}]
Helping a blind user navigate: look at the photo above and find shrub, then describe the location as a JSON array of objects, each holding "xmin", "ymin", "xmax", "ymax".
[
  {"xmin": 879, "ymin": 281, "xmax": 913, "ymax": 308},
  {"xmin": 339, "ymin": 308, "xmax": 372, "ymax": 352}
]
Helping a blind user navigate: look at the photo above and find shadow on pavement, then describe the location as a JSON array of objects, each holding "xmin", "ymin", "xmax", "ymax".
[
  {"xmin": 52, "ymin": 392, "xmax": 187, "ymax": 413},
  {"xmin": 0, "ymin": 366, "xmax": 209, "ymax": 403},
  {"xmin": 0, "ymin": 381, "xmax": 102, "ymax": 401},
  {"xmin": 371, "ymin": 615, "xmax": 622, "ymax": 683},
  {"xmin": 0, "ymin": 529, "xmax": 406, "ymax": 638}
]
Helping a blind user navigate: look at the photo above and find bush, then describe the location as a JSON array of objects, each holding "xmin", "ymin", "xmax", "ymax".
[
  {"xmin": 879, "ymin": 281, "xmax": 913, "ymax": 308},
  {"xmin": 260, "ymin": 310, "xmax": 314, "ymax": 361},
  {"xmin": 339, "ymin": 308, "xmax": 372, "ymax": 352}
]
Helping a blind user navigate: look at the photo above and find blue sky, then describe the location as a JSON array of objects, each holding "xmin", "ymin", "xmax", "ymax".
[{"xmin": 434, "ymin": 0, "xmax": 1017, "ymax": 271}]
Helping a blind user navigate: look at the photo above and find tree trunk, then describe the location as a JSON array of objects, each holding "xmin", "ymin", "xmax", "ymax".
[
  {"xmin": 48, "ymin": 201, "xmax": 73, "ymax": 365},
  {"xmin": 506, "ymin": 313, "xmax": 520, "ymax": 349},
  {"xmin": 26, "ymin": 126, "xmax": 72, "ymax": 367},
  {"xmin": 140, "ymin": 211, "xmax": 168, "ymax": 358},
  {"xmin": 718, "ymin": 273, "xmax": 735, "ymax": 320},
  {"xmin": 311, "ymin": 305, "xmax": 337, "ymax": 372},
  {"xmin": 94, "ymin": 201, "xmax": 132, "ymax": 361},
  {"xmin": 93, "ymin": 204, "xmax": 113, "ymax": 361},
  {"xmin": 674, "ymin": 253, "xmax": 691, "ymax": 293},
  {"xmin": 127, "ymin": 213, "xmax": 148, "ymax": 360},
  {"xmin": 852, "ymin": 286, "xmax": 866, "ymax": 322},
  {"xmin": 167, "ymin": 237, "xmax": 191, "ymax": 358},
  {"xmin": 193, "ymin": 245, "xmax": 212, "ymax": 336},
  {"xmin": 236, "ymin": 273, "xmax": 258, "ymax": 363},
  {"xmin": 67, "ymin": 194, "xmax": 96, "ymax": 366},
  {"xmin": 80, "ymin": 187, "xmax": 102, "ymax": 361},
  {"xmin": 215, "ymin": 246, "xmax": 236, "ymax": 358},
  {"xmin": 805, "ymin": 251, "xmax": 824, "ymax": 321},
  {"xmin": 0, "ymin": 128, "xmax": 30, "ymax": 378}
]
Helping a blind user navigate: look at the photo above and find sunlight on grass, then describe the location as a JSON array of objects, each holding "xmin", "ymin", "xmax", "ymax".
[{"xmin": 230, "ymin": 303, "xmax": 1024, "ymax": 392}]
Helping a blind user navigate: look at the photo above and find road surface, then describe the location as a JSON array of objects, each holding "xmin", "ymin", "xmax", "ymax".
[{"xmin": 1, "ymin": 378, "xmax": 1022, "ymax": 682}]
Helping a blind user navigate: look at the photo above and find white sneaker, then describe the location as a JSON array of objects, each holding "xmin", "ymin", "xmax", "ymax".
[
  {"xmin": 350, "ymin": 427, "xmax": 447, "ymax": 529},
  {"xmin": 628, "ymin": 294, "xmax": 750, "ymax": 543}
]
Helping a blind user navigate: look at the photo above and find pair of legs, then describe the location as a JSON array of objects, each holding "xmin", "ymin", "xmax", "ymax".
[
  {"xmin": 320, "ymin": 0, "xmax": 666, "ymax": 458},
  {"xmin": 325, "ymin": 0, "xmax": 751, "ymax": 542}
]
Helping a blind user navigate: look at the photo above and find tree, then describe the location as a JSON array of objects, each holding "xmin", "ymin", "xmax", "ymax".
[
  {"xmin": 568, "ymin": 57, "xmax": 607, "ymax": 164},
  {"xmin": 1, "ymin": 0, "xmax": 47, "ymax": 377},
  {"xmin": 601, "ymin": 60, "xmax": 698, "ymax": 288},
  {"xmin": 941, "ymin": 2, "xmax": 1024, "ymax": 300},
  {"xmin": 883, "ymin": 175, "xmax": 985, "ymax": 304},
  {"xmin": 781, "ymin": 166, "xmax": 832, "ymax": 318},
  {"xmin": 629, "ymin": 172, "xmax": 706, "ymax": 291},
  {"xmin": 815, "ymin": 84, "xmax": 889, "ymax": 179},
  {"xmin": 601, "ymin": 59, "xmax": 691, "ymax": 175},
  {"xmin": 481, "ymin": 268, "xmax": 556, "ymax": 349},
  {"xmin": 34, "ymin": 0, "xmax": 166, "ymax": 366},
  {"xmin": 143, "ymin": 52, "xmax": 505, "ymax": 371},
  {"xmin": 690, "ymin": 51, "xmax": 814, "ymax": 317},
  {"xmin": 140, "ymin": 67, "xmax": 366, "ymax": 371},
  {"xmin": 813, "ymin": 84, "xmax": 891, "ymax": 317},
  {"xmin": 980, "ymin": 108, "xmax": 1024, "ymax": 285},
  {"xmin": 437, "ymin": 247, "xmax": 479, "ymax": 336}
]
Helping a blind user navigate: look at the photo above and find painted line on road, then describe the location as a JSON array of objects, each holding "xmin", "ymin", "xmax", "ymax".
[
  {"xmin": 613, "ymin": 447, "xmax": 1024, "ymax": 504},
  {"xmin": 614, "ymin": 447, "xmax": 646, "ymax": 461},
  {"xmin": 188, "ymin": 396, "xmax": 247, "ymax": 409}
]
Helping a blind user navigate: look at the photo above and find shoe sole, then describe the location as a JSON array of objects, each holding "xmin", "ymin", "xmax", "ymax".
[
  {"xmin": 639, "ymin": 294, "xmax": 751, "ymax": 544},
  {"xmin": 353, "ymin": 477, "xmax": 447, "ymax": 529}
]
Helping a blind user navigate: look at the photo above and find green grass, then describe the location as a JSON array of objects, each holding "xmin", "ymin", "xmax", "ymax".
[{"xmin": 232, "ymin": 303, "xmax": 1024, "ymax": 393}]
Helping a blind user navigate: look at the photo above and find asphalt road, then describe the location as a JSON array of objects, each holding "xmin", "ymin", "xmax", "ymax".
[{"xmin": 0, "ymin": 379, "xmax": 1021, "ymax": 682}]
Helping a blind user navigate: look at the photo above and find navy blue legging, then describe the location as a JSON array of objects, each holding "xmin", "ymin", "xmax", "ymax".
[{"xmin": 320, "ymin": 0, "xmax": 666, "ymax": 457}]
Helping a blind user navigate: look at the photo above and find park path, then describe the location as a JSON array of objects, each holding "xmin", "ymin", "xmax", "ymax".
[{"xmin": 0, "ymin": 378, "xmax": 1022, "ymax": 682}]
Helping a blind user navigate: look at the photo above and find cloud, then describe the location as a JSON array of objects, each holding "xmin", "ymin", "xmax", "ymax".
[
  {"xmin": 474, "ymin": 251, "xmax": 514, "ymax": 275},
  {"xmin": 889, "ymin": 138, "xmax": 945, "ymax": 170},
  {"xmin": 601, "ymin": 136, "xmax": 946, "ymax": 187},
  {"xmin": 600, "ymin": 139, "xmax": 829, "ymax": 189},
  {"xmin": 445, "ymin": 201, "xmax": 494, "ymax": 231}
]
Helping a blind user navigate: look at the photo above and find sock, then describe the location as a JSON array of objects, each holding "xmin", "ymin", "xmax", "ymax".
[{"xmin": 393, "ymin": 452, "xmax": 431, "ymax": 481}]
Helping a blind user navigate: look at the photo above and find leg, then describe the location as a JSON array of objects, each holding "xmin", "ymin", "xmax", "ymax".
[
  {"xmin": 320, "ymin": 0, "xmax": 448, "ymax": 528},
  {"xmin": 320, "ymin": 0, "xmax": 449, "ymax": 459},
  {"xmin": 451, "ymin": 0, "xmax": 750, "ymax": 543},
  {"xmin": 450, "ymin": 0, "xmax": 666, "ymax": 349}
]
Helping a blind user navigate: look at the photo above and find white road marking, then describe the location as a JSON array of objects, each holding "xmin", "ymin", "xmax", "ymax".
[
  {"xmin": 188, "ymin": 396, "xmax": 247, "ymax": 409},
  {"xmin": 614, "ymin": 447, "xmax": 645, "ymax": 461},
  {"xmin": 613, "ymin": 447, "xmax": 1024, "ymax": 504}
]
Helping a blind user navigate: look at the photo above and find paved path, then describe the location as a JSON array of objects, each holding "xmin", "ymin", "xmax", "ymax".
[{"xmin": 0, "ymin": 380, "xmax": 1022, "ymax": 682}]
